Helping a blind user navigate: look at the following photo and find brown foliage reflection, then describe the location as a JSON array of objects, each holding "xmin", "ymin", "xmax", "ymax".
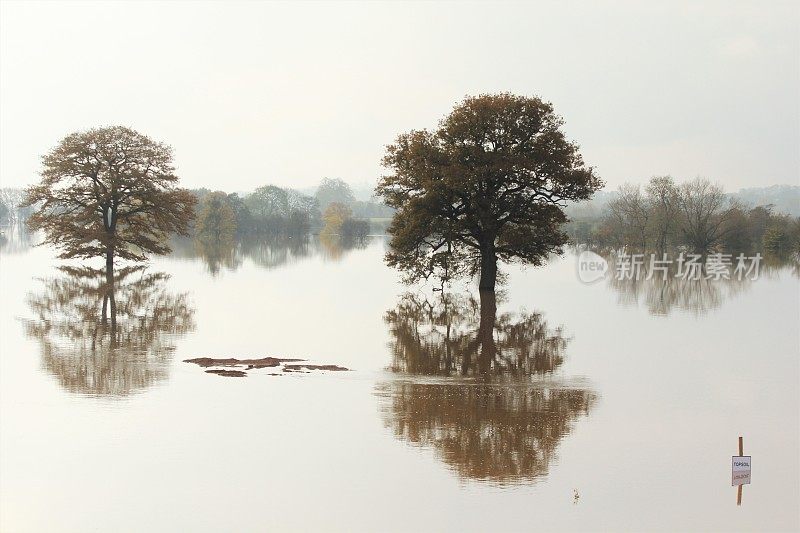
[
  {"xmin": 377, "ymin": 381, "xmax": 594, "ymax": 483},
  {"xmin": 384, "ymin": 291, "xmax": 567, "ymax": 376},
  {"xmin": 604, "ymin": 252, "xmax": 798, "ymax": 316},
  {"xmin": 24, "ymin": 266, "xmax": 195, "ymax": 396},
  {"xmin": 193, "ymin": 235, "xmax": 241, "ymax": 275},
  {"xmin": 378, "ymin": 291, "xmax": 595, "ymax": 483},
  {"xmin": 169, "ymin": 234, "xmax": 370, "ymax": 272}
]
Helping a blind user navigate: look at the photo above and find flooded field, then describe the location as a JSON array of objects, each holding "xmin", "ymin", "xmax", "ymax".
[{"xmin": 1, "ymin": 232, "xmax": 798, "ymax": 532}]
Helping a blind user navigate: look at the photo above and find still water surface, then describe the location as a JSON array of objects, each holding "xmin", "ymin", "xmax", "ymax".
[{"xmin": 1, "ymin": 231, "xmax": 798, "ymax": 532}]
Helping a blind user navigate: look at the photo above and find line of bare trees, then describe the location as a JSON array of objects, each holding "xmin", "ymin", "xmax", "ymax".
[{"xmin": 566, "ymin": 176, "xmax": 800, "ymax": 255}]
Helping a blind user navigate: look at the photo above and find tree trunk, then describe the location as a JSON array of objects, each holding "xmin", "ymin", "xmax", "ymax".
[
  {"xmin": 105, "ymin": 245, "xmax": 114, "ymax": 280},
  {"xmin": 109, "ymin": 286, "xmax": 117, "ymax": 349},
  {"xmin": 476, "ymin": 290, "xmax": 497, "ymax": 374},
  {"xmin": 101, "ymin": 293, "xmax": 109, "ymax": 325},
  {"xmin": 102, "ymin": 268, "xmax": 117, "ymax": 347},
  {"xmin": 478, "ymin": 243, "xmax": 497, "ymax": 291}
]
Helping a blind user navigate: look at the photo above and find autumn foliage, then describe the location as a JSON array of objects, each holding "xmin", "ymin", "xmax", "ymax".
[
  {"xmin": 24, "ymin": 126, "xmax": 196, "ymax": 270},
  {"xmin": 377, "ymin": 93, "xmax": 602, "ymax": 290}
]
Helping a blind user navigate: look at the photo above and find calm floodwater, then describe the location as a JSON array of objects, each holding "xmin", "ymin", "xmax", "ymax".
[{"xmin": 1, "ymin": 230, "xmax": 798, "ymax": 532}]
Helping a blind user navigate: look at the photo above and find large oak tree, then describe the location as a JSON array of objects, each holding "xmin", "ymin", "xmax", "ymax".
[
  {"xmin": 377, "ymin": 93, "xmax": 602, "ymax": 291},
  {"xmin": 24, "ymin": 126, "xmax": 196, "ymax": 273}
]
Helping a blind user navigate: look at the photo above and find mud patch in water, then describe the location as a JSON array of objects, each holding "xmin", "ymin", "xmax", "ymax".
[
  {"xmin": 184, "ymin": 357, "xmax": 302, "ymax": 369},
  {"xmin": 205, "ymin": 369, "xmax": 247, "ymax": 378},
  {"xmin": 283, "ymin": 364, "xmax": 350, "ymax": 372},
  {"xmin": 184, "ymin": 357, "xmax": 350, "ymax": 378}
]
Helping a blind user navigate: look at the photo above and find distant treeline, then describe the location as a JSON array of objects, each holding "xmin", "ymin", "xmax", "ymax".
[
  {"xmin": 190, "ymin": 178, "xmax": 389, "ymax": 241},
  {"xmin": 0, "ymin": 179, "xmax": 387, "ymax": 243},
  {"xmin": 564, "ymin": 177, "xmax": 800, "ymax": 255}
]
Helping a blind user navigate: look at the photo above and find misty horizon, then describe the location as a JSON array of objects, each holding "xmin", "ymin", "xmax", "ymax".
[{"xmin": 1, "ymin": 1, "xmax": 798, "ymax": 192}]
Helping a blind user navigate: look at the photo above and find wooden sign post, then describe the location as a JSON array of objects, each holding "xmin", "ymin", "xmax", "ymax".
[
  {"xmin": 737, "ymin": 437, "xmax": 743, "ymax": 506},
  {"xmin": 732, "ymin": 436, "xmax": 751, "ymax": 506}
]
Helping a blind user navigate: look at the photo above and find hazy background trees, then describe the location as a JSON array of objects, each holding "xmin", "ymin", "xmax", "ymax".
[
  {"xmin": 315, "ymin": 177, "xmax": 394, "ymax": 220},
  {"xmin": 0, "ymin": 188, "xmax": 34, "ymax": 226},
  {"xmin": 191, "ymin": 185, "xmax": 319, "ymax": 237},
  {"xmin": 315, "ymin": 177, "xmax": 355, "ymax": 211},
  {"xmin": 195, "ymin": 191, "xmax": 236, "ymax": 242},
  {"xmin": 0, "ymin": 198, "xmax": 8, "ymax": 225},
  {"xmin": 319, "ymin": 202, "xmax": 369, "ymax": 244},
  {"xmin": 565, "ymin": 177, "xmax": 800, "ymax": 255},
  {"xmin": 184, "ymin": 177, "xmax": 381, "ymax": 241},
  {"xmin": 244, "ymin": 184, "xmax": 317, "ymax": 235},
  {"xmin": 646, "ymin": 176, "xmax": 680, "ymax": 253},
  {"xmin": 606, "ymin": 184, "xmax": 651, "ymax": 250},
  {"xmin": 676, "ymin": 178, "xmax": 731, "ymax": 253},
  {"xmin": 321, "ymin": 202, "xmax": 352, "ymax": 236}
]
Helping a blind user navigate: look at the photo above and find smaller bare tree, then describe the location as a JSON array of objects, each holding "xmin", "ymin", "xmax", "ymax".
[
  {"xmin": 676, "ymin": 177, "xmax": 732, "ymax": 254},
  {"xmin": 606, "ymin": 184, "xmax": 650, "ymax": 249},
  {"xmin": 645, "ymin": 176, "xmax": 680, "ymax": 253}
]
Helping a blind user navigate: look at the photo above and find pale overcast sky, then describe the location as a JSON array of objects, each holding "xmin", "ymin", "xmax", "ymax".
[{"xmin": 1, "ymin": 1, "xmax": 798, "ymax": 193}]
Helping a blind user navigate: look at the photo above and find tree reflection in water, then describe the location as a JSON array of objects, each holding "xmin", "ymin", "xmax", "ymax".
[
  {"xmin": 169, "ymin": 234, "xmax": 369, "ymax": 273},
  {"xmin": 193, "ymin": 235, "xmax": 241, "ymax": 275},
  {"xmin": 319, "ymin": 232, "xmax": 369, "ymax": 262},
  {"xmin": 239, "ymin": 234, "xmax": 312, "ymax": 270},
  {"xmin": 0, "ymin": 223, "xmax": 37, "ymax": 255},
  {"xmin": 385, "ymin": 291, "xmax": 568, "ymax": 376},
  {"xmin": 377, "ymin": 291, "xmax": 595, "ymax": 484},
  {"xmin": 604, "ymin": 252, "xmax": 799, "ymax": 316},
  {"xmin": 24, "ymin": 266, "xmax": 195, "ymax": 396}
]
